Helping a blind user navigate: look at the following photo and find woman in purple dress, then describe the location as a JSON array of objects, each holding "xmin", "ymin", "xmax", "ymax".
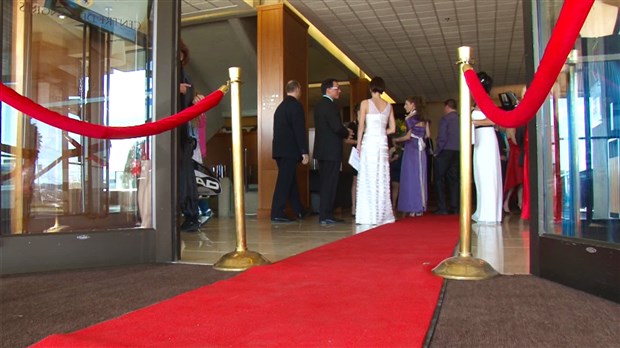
[{"xmin": 393, "ymin": 96, "xmax": 431, "ymax": 217}]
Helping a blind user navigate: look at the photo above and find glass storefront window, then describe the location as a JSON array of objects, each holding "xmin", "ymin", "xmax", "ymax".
[
  {"xmin": 1, "ymin": 0, "xmax": 153, "ymax": 234},
  {"xmin": 537, "ymin": 0, "xmax": 620, "ymax": 243}
]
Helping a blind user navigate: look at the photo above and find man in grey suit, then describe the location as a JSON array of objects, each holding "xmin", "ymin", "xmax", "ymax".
[
  {"xmin": 271, "ymin": 80, "xmax": 309, "ymax": 223},
  {"xmin": 313, "ymin": 78, "xmax": 352, "ymax": 224}
]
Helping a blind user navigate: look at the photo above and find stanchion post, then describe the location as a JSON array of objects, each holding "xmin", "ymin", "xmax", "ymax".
[
  {"xmin": 213, "ymin": 67, "xmax": 270, "ymax": 271},
  {"xmin": 432, "ymin": 47, "xmax": 499, "ymax": 280}
]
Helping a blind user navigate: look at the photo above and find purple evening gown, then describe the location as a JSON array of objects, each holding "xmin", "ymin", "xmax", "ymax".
[{"xmin": 397, "ymin": 116, "xmax": 428, "ymax": 214}]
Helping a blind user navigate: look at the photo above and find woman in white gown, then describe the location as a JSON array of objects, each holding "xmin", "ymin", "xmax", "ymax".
[
  {"xmin": 355, "ymin": 77, "xmax": 396, "ymax": 226},
  {"xmin": 472, "ymin": 72, "xmax": 503, "ymax": 223}
]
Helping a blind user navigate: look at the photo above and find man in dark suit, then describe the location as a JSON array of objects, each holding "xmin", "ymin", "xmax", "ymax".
[
  {"xmin": 313, "ymin": 78, "xmax": 352, "ymax": 224},
  {"xmin": 271, "ymin": 80, "xmax": 309, "ymax": 223}
]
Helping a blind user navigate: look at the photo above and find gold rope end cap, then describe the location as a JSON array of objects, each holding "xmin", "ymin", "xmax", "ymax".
[
  {"xmin": 218, "ymin": 81, "xmax": 230, "ymax": 94},
  {"xmin": 462, "ymin": 64, "xmax": 473, "ymax": 72}
]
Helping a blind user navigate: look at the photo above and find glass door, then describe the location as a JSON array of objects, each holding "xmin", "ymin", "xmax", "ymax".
[
  {"xmin": 534, "ymin": 0, "xmax": 620, "ymax": 302},
  {"xmin": 1, "ymin": 0, "xmax": 177, "ymax": 274}
]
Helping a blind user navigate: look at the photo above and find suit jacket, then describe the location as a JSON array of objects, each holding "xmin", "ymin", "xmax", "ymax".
[
  {"xmin": 272, "ymin": 95, "xmax": 308, "ymax": 159},
  {"xmin": 435, "ymin": 111, "xmax": 460, "ymax": 154},
  {"xmin": 313, "ymin": 96, "xmax": 349, "ymax": 161},
  {"xmin": 178, "ymin": 68, "xmax": 196, "ymax": 143}
]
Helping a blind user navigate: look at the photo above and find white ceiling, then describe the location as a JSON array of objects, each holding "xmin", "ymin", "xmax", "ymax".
[
  {"xmin": 287, "ymin": 0, "xmax": 526, "ymax": 102},
  {"xmin": 181, "ymin": 0, "xmax": 526, "ymax": 102},
  {"xmin": 181, "ymin": 0, "xmax": 250, "ymax": 14}
]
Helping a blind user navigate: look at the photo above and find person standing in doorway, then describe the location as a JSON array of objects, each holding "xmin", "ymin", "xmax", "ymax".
[
  {"xmin": 271, "ymin": 80, "xmax": 309, "ymax": 223},
  {"xmin": 178, "ymin": 39, "xmax": 205, "ymax": 232},
  {"xmin": 313, "ymin": 78, "xmax": 352, "ymax": 224},
  {"xmin": 434, "ymin": 98, "xmax": 461, "ymax": 215}
]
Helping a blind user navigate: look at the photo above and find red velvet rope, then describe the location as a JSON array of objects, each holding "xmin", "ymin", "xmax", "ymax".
[
  {"xmin": 465, "ymin": 0, "xmax": 594, "ymax": 128},
  {"xmin": 0, "ymin": 82, "xmax": 224, "ymax": 139}
]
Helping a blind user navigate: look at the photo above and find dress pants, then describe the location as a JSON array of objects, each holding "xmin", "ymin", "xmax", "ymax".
[
  {"xmin": 434, "ymin": 150, "xmax": 460, "ymax": 212},
  {"xmin": 318, "ymin": 160, "xmax": 340, "ymax": 220},
  {"xmin": 271, "ymin": 157, "xmax": 303, "ymax": 218},
  {"xmin": 179, "ymin": 136, "xmax": 199, "ymax": 219}
]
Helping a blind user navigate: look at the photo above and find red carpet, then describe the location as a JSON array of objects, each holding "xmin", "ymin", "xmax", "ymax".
[{"xmin": 34, "ymin": 216, "xmax": 459, "ymax": 347}]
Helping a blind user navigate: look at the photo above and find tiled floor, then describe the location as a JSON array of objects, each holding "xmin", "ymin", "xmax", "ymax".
[{"xmin": 180, "ymin": 211, "xmax": 530, "ymax": 275}]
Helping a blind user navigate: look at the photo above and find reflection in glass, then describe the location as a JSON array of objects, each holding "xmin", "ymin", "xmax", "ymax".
[
  {"xmin": 537, "ymin": 1, "xmax": 620, "ymax": 245},
  {"xmin": 473, "ymin": 223, "xmax": 504, "ymax": 274},
  {"xmin": 1, "ymin": 1, "xmax": 152, "ymax": 234}
]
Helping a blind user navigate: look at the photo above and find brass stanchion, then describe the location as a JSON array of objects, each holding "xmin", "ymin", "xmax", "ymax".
[
  {"xmin": 213, "ymin": 67, "xmax": 270, "ymax": 271},
  {"xmin": 432, "ymin": 47, "xmax": 498, "ymax": 280},
  {"xmin": 45, "ymin": 216, "xmax": 69, "ymax": 233}
]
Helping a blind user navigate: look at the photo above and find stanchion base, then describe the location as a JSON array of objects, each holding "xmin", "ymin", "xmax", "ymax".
[
  {"xmin": 213, "ymin": 250, "xmax": 271, "ymax": 272},
  {"xmin": 45, "ymin": 217, "xmax": 69, "ymax": 233},
  {"xmin": 432, "ymin": 255, "xmax": 499, "ymax": 280}
]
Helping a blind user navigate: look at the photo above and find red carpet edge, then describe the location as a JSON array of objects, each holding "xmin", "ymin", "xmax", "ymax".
[{"xmin": 33, "ymin": 215, "xmax": 459, "ymax": 347}]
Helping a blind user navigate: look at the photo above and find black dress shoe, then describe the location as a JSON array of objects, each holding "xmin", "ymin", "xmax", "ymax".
[
  {"xmin": 181, "ymin": 218, "xmax": 200, "ymax": 232},
  {"xmin": 271, "ymin": 217, "xmax": 294, "ymax": 223}
]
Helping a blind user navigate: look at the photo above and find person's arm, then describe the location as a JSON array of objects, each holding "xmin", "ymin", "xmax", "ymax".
[
  {"xmin": 386, "ymin": 106, "xmax": 396, "ymax": 135},
  {"xmin": 393, "ymin": 121, "xmax": 412, "ymax": 143},
  {"xmin": 506, "ymin": 127, "xmax": 517, "ymax": 144},
  {"xmin": 344, "ymin": 122, "xmax": 357, "ymax": 145},
  {"xmin": 180, "ymin": 83, "xmax": 191, "ymax": 95},
  {"xmin": 356, "ymin": 101, "xmax": 368, "ymax": 150},
  {"xmin": 472, "ymin": 116, "xmax": 495, "ymax": 126},
  {"xmin": 290, "ymin": 101, "xmax": 309, "ymax": 164},
  {"xmin": 435, "ymin": 117, "xmax": 447, "ymax": 155},
  {"xmin": 193, "ymin": 94, "xmax": 204, "ymax": 105},
  {"xmin": 389, "ymin": 146, "xmax": 400, "ymax": 162},
  {"xmin": 425, "ymin": 122, "xmax": 431, "ymax": 138},
  {"xmin": 325, "ymin": 102, "xmax": 350, "ymax": 139}
]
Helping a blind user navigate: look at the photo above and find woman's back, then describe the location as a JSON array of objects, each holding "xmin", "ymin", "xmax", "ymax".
[
  {"xmin": 364, "ymin": 99, "xmax": 391, "ymax": 136},
  {"xmin": 407, "ymin": 116, "xmax": 427, "ymax": 139}
]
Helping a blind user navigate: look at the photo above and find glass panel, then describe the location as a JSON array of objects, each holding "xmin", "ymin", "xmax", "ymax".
[
  {"xmin": 1, "ymin": 0, "xmax": 153, "ymax": 234},
  {"xmin": 537, "ymin": 0, "xmax": 620, "ymax": 244}
]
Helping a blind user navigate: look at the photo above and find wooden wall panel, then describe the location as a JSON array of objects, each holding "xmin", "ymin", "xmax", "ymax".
[
  {"xmin": 257, "ymin": 4, "xmax": 309, "ymax": 218},
  {"xmin": 284, "ymin": 6, "xmax": 309, "ymax": 219},
  {"xmin": 349, "ymin": 78, "xmax": 369, "ymax": 121}
]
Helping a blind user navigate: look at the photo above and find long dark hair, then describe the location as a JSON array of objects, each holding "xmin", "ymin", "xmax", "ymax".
[
  {"xmin": 405, "ymin": 96, "xmax": 426, "ymax": 122},
  {"xmin": 179, "ymin": 39, "xmax": 190, "ymax": 67}
]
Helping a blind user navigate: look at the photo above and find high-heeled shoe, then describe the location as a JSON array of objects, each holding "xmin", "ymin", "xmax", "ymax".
[{"xmin": 503, "ymin": 202, "xmax": 510, "ymax": 213}]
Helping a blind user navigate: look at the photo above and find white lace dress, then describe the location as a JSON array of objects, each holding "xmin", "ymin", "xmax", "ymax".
[{"xmin": 355, "ymin": 100, "xmax": 395, "ymax": 226}]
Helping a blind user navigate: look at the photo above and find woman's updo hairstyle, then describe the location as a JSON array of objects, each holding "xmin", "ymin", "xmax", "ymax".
[{"xmin": 369, "ymin": 76, "xmax": 386, "ymax": 94}]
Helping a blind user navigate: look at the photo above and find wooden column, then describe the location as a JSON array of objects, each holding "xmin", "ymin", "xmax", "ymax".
[
  {"xmin": 256, "ymin": 4, "xmax": 309, "ymax": 218},
  {"xmin": 349, "ymin": 77, "xmax": 369, "ymax": 120}
]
